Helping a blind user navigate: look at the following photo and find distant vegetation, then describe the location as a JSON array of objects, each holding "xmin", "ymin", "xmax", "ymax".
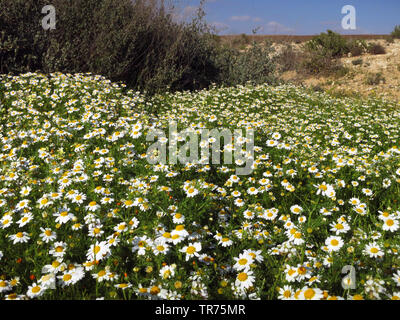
[
  {"xmin": 391, "ymin": 25, "xmax": 400, "ymax": 39},
  {"xmin": 274, "ymin": 30, "xmax": 391, "ymax": 76}
]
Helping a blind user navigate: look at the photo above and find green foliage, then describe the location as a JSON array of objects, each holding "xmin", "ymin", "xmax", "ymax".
[
  {"xmin": 0, "ymin": 0, "xmax": 49, "ymax": 74},
  {"xmin": 366, "ymin": 43, "xmax": 386, "ymax": 55},
  {"xmin": 391, "ymin": 25, "xmax": 400, "ymax": 39},
  {"xmin": 306, "ymin": 30, "xmax": 349, "ymax": 58},
  {"xmin": 300, "ymin": 49, "xmax": 344, "ymax": 75},
  {"xmin": 347, "ymin": 40, "xmax": 367, "ymax": 57},
  {"xmin": 214, "ymin": 41, "xmax": 276, "ymax": 87},
  {"xmin": 0, "ymin": 0, "xmax": 278, "ymax": 94}
]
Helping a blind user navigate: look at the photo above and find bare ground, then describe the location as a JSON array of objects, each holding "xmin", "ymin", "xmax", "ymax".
[{"xmin": 278, "ymin": 39, "xmax": 400, "ymax": 102}]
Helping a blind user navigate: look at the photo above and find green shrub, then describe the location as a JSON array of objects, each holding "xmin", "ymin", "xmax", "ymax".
[
  {"xmin": 306, "ymin": 30, "xmax": 349, "ymax": 58},
  {"xmin": 0, "ymin": 0, "xmax": 49, "ymax": 74},
  {"xmin": 391, "ymin": 25, "xmax": 400, "ymax": 39},
  {"xmin": 215, "ymin": 41, "xmax": 276, "ymax": 86},
  {"xmin": 367, "ymin": 43, "xmax": 386, "ymax": 55},
  {"xmin": 300, "ymin": 48, "xmax": 345, "ymax": 75},
  {"xmin": 0, "ymin": 0, "xmax": 221, "ymax": 94},
  {"xmin": 347, "ymin": 40, "xmax": 367, "ymax": 57},
  {"xmin": 0, "ymin": 0, "xmax": 279, "ymax": 94}
]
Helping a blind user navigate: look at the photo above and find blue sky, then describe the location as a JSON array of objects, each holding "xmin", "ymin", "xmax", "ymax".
[{"xmin": 173, "ymin": 0, "xmax": 400, "ymax": 35}]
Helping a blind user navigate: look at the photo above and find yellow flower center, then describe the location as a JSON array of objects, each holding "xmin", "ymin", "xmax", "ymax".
[
  {"xmin": 31, "ymin": 286, "xmax": 41, "ymax": 293},
  {"xmin": 52, "ymin": 260, "xmax": 60, "ymax": 268},
  {"xmin": 303, "ymin": 288, "xmax": 315, "ymax": 300},
  {"xmin": 298, "ymin": 267, "xmax": 307, "ymax": 275},
  {"xmin": 98, "ymin": 270, "xmax": 106, "ymax": 277},
  {"xmin": 63, "ymin": 274, "xmax": 72, "ymax": 282},
  {"xmin": 239, "ymin": 258, "xmax": 248, "ymax": 265},
  {"xmin": 237, "ymin": 272, "xmax": 248, "ymax": 282},
  {"xmin": 186, "ymin": 246, "xmax": 196, "ymax": 254},
  {"xmin": 150, "ymin": 286, "xmax": 160, "ymax": 295}
]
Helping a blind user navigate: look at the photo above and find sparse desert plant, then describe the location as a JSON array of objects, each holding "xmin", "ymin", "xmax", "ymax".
[
  {"xmin": 300, "ymin": 47, "xmax": 345, "ymax": 76},
  {"xmin": 365, "ymin": 72, "xmax": 385, "ymax": 85},
  {"xmin": 352, "ymin": 58, "xmax": 363, "ymax": 66},
  {"xmin": 276, "ymin": 43, "xmax": 300, "ymax": 72}
]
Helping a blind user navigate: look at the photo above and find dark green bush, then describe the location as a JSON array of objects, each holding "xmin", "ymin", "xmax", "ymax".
[
  {"xmin": 347, "ymin": 40, "xmax": 367, "ymax": 57},
  {"xmin": 0, "ymin": 0, "xmax": 49, "ymax": 74},
  {"xmin": 0, "ymin": 0, "xmax": 221, "ymax": 94},
  {"xmin": 0, "ymin": 0, "xmax": 278, "ymax": 94},
  {"xmin": 306, "ymin": 30, "xmax": 349, "ymax": 58},
  {"xmin": 367, "ymin": 43, "xmax": 386, "ymax": 55}
]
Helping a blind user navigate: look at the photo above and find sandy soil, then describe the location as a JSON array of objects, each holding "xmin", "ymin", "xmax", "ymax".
[{"xmin": 278, "ymin": 39, "xmax": 400, "ymax": 102}]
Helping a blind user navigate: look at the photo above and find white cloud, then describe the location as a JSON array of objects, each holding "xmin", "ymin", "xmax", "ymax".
[
  {"xmin": 230, "ymin": 15, "xmax": 263, "ymax": 23},
  {"xmin": 263, "ymin": 21, "xmax": 295, "ymax": 34},
  {"xmin": 210, "ymin": 21, "xmax": 231, "ymax": 33},
  {"xmin": 230, "ymin": 15, "xmax": 252, "ymax": 22}
]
